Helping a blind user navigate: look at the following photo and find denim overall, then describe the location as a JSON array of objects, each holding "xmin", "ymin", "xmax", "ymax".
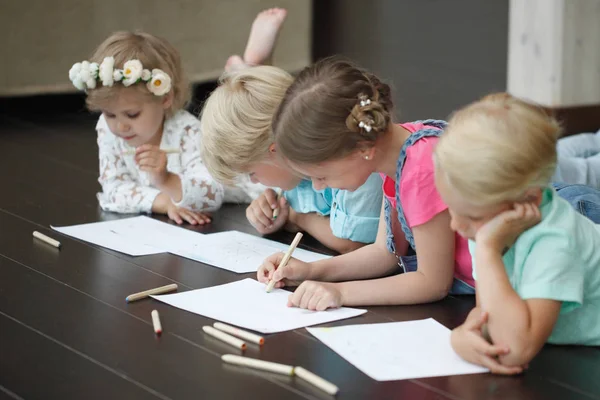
[
  {"xmin": 383, "ymin": 120, "xmax": 475, "ymax": 295},
  {"xmin": 553, "ymin": 183, "xmax": 600, "ymax": 223}
]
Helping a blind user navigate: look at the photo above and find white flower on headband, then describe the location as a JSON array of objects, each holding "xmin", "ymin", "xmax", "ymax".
[
  {"xmin": 69, "ymin": 58, "xmax": 172, "ymax": 96},
  {"xmin": 141, "ymin": 69, "xmax": 151, "ymax": 81},
  {"xmin": 88, "ymin": 62, "xmax": 99, "ymax": 89},
  {"xmin": 358, "ymin": 121, "xmax": 372, "ymax": 133},
  {"xmin": 113, "ymin": 69, "xmax": 124, "ymax": 81},
  {"xmin": 99, "ymin": 57, "xmax": 115, "ymax": 87},
  {"xmin": 79, "ymin": 61, "xmax": 97, "ymax": 89},
  {"xmin": 69, "ymin": 63, "xmax": 86, "ymax": 91},
  {"xmin": 122, "ymin": 59, "xmax": 143, "ymax": 86},
  {"xmin": 360, "ymin": 99, "xmax": 371, "ymax": 107},
  {"xmin": 69, "ymin": 61, "xmax": 98, "ymax": 90},
  {"xmin": 147, "ymin": 69, "xmax": 172, "ymax": 96},
  {"xmin": 78, "ymin": 61, "xmax": 92, "ymax": 83}
]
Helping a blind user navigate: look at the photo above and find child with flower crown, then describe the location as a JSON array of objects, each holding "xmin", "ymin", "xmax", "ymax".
[{"xmin": 69, "ymin": 12, "xmax": 285, "ymax": 224}]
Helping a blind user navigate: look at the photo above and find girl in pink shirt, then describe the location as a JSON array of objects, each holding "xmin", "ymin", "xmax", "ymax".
[
  {"xmin": 382, "ymin": 122, "xmax": 474, "ymax": 290},
  {"xmin": 256, "ymin": 56, "xmax": 474, "ymax": 310}
]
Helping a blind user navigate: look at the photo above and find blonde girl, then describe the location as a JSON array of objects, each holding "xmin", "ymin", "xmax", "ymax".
[{"xmin": 435, "ymin": 93, "xmax": 600, "ymax": 374}]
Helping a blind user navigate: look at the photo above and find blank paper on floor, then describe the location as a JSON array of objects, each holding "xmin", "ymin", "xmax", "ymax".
[
  {"xmin": 52, "ymin": 217, "xmax": 329, "ymax": 273},
  {"xmin": 169, "ymin": 230, "xmax": 331, "ymax": 273},
  {"xmin": 51, "ymin": 217, "xmax": 166, "ymax": 256},
  {"xmin": 307, "ymin": 318, "xmax": 488, "ymax": 381},
  {"xmin": 151, "ymin": 278, "xmax": 367, "ymax": 333}
]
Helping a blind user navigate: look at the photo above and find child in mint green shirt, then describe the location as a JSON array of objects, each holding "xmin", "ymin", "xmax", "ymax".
[
  {"xmin": 469, "ymin": 187, "xmax": 600, "ymax": 345},
  {"xmin": 434, "ymin": 93, "xmax": 600, "ymax": 375}
]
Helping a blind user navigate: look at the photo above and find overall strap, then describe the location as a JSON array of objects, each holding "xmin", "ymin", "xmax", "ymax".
[{"xmin": 394, "ymin": 120, "xmax": 447, "ymax": 250}]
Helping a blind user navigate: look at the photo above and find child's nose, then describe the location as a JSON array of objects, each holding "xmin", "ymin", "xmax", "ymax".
[
  {"xmin": 117, "ymin": 122, "xmax": 130, "ymax": 132},
  {"xmin": 450, "ymin": 216, "xmax": 462, "ymax": 233}
]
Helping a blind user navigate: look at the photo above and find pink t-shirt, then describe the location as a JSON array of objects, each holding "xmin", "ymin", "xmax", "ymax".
[{"xmin": 381, "ymin": 122, "xmax": 474, "ymax": 287}]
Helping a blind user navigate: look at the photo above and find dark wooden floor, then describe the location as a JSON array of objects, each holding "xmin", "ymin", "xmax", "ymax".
[{"xmin": 0, "ymin": 94, "xmax": 599, "ymax": 400}]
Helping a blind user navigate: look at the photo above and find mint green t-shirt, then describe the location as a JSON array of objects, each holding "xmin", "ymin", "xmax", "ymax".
[{"xmin": 470, "ymin": 188, "xmax": 600, "ymax": 345}]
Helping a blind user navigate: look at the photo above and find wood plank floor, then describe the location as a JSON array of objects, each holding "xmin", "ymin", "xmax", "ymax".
[{"xmin": 0, "ymin": 94, "xmax": 598, "ymax": 400}]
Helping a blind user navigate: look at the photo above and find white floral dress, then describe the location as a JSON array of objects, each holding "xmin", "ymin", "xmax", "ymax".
[{"xmin": 97, "ymin": 109, "xmax": 263, "ymax": 214}]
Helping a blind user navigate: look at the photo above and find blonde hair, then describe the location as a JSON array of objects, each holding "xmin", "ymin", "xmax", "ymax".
[
  {"xmin": 434, "ymin": 93, "xmax": 561, "ymax": 207},
  {"xmin": 273, "ymin": 56, "xmax": 394, "ymax": 164},
  {"xmin": 86, "ymin": 31, "xmax": 189, "ymax": 118},
  {"xmin": 200, "ymin": 66, "xmax": 294, "ymax": 184}
]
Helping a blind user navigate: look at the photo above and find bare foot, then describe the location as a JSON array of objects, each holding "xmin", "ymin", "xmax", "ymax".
[
  {"xmin": 243, "ymin": 8, "xmax": 287, "ymax": 66},
  {"xmin": 225, "ymin": 55, "xmax": 247, "ymax": 72}
]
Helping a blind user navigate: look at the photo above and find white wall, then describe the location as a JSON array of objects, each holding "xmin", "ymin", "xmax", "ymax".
[{"xmin": 508, "ymin": 0, "xmax": 600, "ymax": 107}]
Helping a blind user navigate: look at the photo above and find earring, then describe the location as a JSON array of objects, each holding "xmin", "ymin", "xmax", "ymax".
[{"xmin": 364, "ymin": 155, "xmax": 370, "ymax": 160}]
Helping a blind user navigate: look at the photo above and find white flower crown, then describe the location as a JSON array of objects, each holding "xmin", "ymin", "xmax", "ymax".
[{"xmin": 68, "ymin": 57, "xmax": 172, "ymax": 96}]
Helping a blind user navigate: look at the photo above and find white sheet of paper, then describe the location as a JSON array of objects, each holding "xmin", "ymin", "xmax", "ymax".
[
  {"xmin": 52, "ymin": 217, "xmax": 166, "ymax": 256},
  {"xmin": 151, "ymin": 278, "xmax": 367, "ymax": 333},
  {"xmin": 169, "ymin": 230, "xmax": 331, "ymax": 273},
  {"xmin": 105, "ymin": 216, "xmax": 204, "ymax": 251},
  {"xmin": 307, "ymin": 318, "xmax": 488, "ymax": 381},
  {"xmin": 52, "ymin": 217, "xmax": 330, "ymax": 273}
]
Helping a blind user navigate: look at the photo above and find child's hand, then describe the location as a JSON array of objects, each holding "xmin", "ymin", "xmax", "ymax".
[
  {"xmin": 135, "ymin": 144, "xmax": 169, "ymax": 187},
  {"xmin": 476, "ymin": 202, "xmax": 541, "ymax": 252},
  {"xmin": 451, "ymin": 309, "xmax": 524, "ymax": 375},
  {"xmin": 257, "ymin": 252, "xmax": 309, "ymax": 288},
  {"xmin": 246, "ymin": 189, "xmax": 289, "ymax": 235},
  {"xmin": 287, "ymin": 281, "xmax": 343, "ymax": 311},
  {"xmin": 167, "ymin": 202, "xmax": 211, "ymax": 225}
]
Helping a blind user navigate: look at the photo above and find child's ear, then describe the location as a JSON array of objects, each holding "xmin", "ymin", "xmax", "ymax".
[
  {"xmin": 162, "ymin": 91, "xmax": 174, "ymax": 110},
  {"xmin": 358, "ymin": 144, "xmax": 375, "ymax": 161},
  {"xmin": 268, "ymin": 143, "xmax": 276, "ymax": 153},
  {"xmin": 521, "ymin": 187, "xmax": 543, "ymax": 206}
]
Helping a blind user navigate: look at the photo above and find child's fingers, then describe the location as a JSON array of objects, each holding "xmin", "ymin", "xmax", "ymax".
[
  {"xmin": 186, "ymin": 211, "xmax": 209, "ymax": 225},
  {"xmin": 481, "ymin": 356, "xmax": 524, "ymax": 375},
  {"xmin": 257, "ymin": 196, "xmax": 275, "ymax": 219},
  {"xmin": 264, "ymin": 189, "xmax": 279, "ymax": 209},
  {"xmin": 264, "ymin": 252, "xmax": 285, "ymax": 267},
  {"xmin": 463, "ymin": 328, "xmax": 510, "ymax": 358},
  {"xmin": 271, "ymin": 260, "xmax": 291, "ymax": 282},
  {"xmin": 307, "ymin": 291, "xmax": 322, "ymax": 311},
  {"xmin": 195, "ymin": 213, "xmax": 212, "ymax": 224},
  {"xmin": 135, "ymin": 144, "xmax": 154, "ymax": 153},
  {"xmin": 476, "ymin": 340, "xmax": 509, "ymax": 357},
  {"xmin": 275, "ymin": 197, "xmax": 290, "ymax": 221},
  {"xmin": 316, "ymin": 296, "xmax": 336, "ymax": 311},
  {"xmin": 295, "ymin": 282, "xmax": 319, "ymax": 309},
  {"xmin": 299, "ymin": 289, "xmax": 316, "ymax": 310},
  {"xmin": 246, "ymin": 208, "xmax": 268, "ymax": 231},
  {"xmin": 466, "ymin": 310, "xmax": 488, "ymax": 330},
  {"xmin": 526, "ymin": 203, "xmax": 541, "ymax": 222},
  {"xmin": 275, "ymin": 279, "xmax": 286, "ymax": 288},
  {"xmin": 179, "ymin": 210, "xmax": 198, "ymax": 225},
  {"xmin": 137, "ymin": 159, "xmax": 159, "ymax": 169},
  {"xmin": 168, "ymin": 209, "xmax": 183, "ymax": 225},
  {"xmin": 476, "ymin": 311, "xmax": 489, "ymax": 327},
  {"xmin": 135, "ymin": 151, "xmax": 160, "ymax": 164},
  {"xmin": 258, "ymin": 254, "xmax": 289, "ymax": 283},
  {"xmin": 135, "ymin": 148, "xmax": 158, "ymax": 157},
  {"xmin": 252, "ymin": 204, "xmax": 273, "ymax": 228},
  {"xmin": 288, "ymin": 283, "xmax": 307, "ymax": 308},
  {"xmin": 183, "ymin": 210, "xmax": 204, "ymax": 225},
  {"xmin": 256, "ymin": 268, "xmax": 269, "ymax": 283},
  {"xmin": 257, "ymin": 261, "xmax": 276, "ymax": 283}
]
